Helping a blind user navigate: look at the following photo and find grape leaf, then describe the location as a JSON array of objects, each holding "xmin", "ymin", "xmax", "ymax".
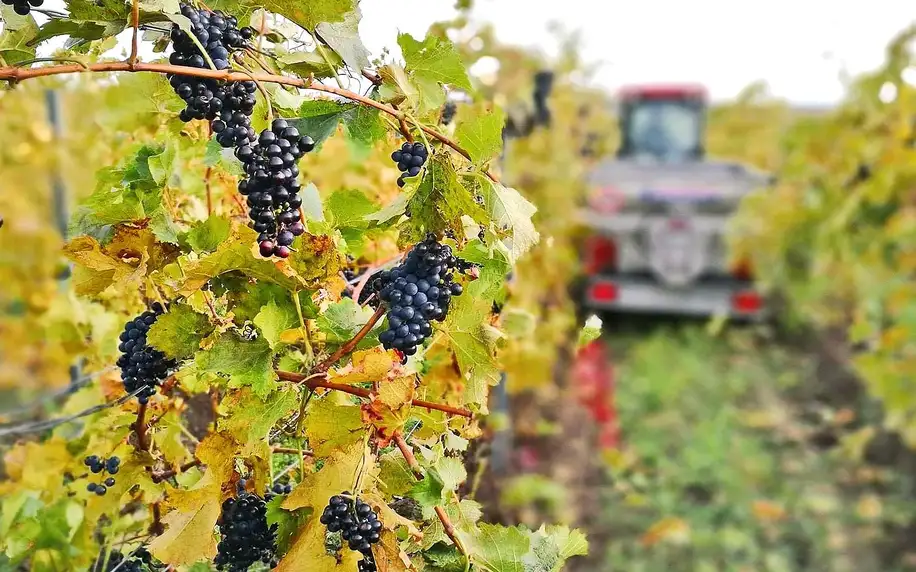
[
  {"xmin": 185, "ymin": 216, "xmax": 231, "ymax": 253},
  {"xmin": 316, "ymin": 298, "xmax": 375, "ymax": 343},
  {"xmin": 254, "ymin": 300, "xmax": 298, "ymax": 349},
  {"xmin": 414, "ymin": 500, "xmax": 482, "ymax": 551},
  {"xmin": 148, "ymin": 433, "xmax": 236, "ymax": 566},
  {"xmin": 455, "ymin": 105, "xmax": 506, "ymax": 166},
  {"xmin": 63, "ymin": 235, "xmax": 149, "ymax": 297},
  {"xmin": 364, "ymin": 376, "xmax": 415, "ymax": 445},
  {"xmin": 146, "ymin": 304, "xmax": 214, "ymax": 360},
  {"xmin": 314, "ymin": 3, "xmax": 370, "ymax": 71},
  {"xmin": 253, "ymin": 0, "xmax": 349, "ymax": 32},
  {"xmin": 377, "ymin": 450, "xmax": 416, "ymax": 497},
  {"xmin": 442, "ymin": 295, "xmax": 500, "ymax": 409},
  {"xmin": 372, "ymin": 530, "xmax": 413, "ymax": 572},
  {"xmin": 300, "ymin": 182, "xmax": 325, "ymax": 222},
  {"xmin": 303, "ymin": 392, "xmax": 365, "ymax": 456},
  {"xmin": 341, "ymin": 101, "xmax": 385, "ymax": 145},
  {"xmin": 195, "ymin": 334, "xmax": 277, "ymax": 398},
  {"xmin": 434, "ymin": 457, "xmax": 467, "ymax": 492},
  {"xmin": 265, "ymin": 495, "xmax": 311, "ymax": 555},
  {"xmin": 276, "ymin": 518, "xmax": 360, "ymax": 571},
  {"xmin": 408, "ymin": 468, "xmax": 445, "ymax": 518},
  {"xmin": 31, "ymin": 18, "xmax": 107, "ymax": 45},
  {"xmin": 477, "ymin": 178, "xmax": 540, "ymax": 264},
  {"xmin": 289, "ymin": 100, "xmax": 349, "ymax": 147},
  {"xmin": 424, "ymin": 544, "xmax": 468, "ymax": 572},
  {"xmin": 222, "ymin": 388, "xmax": 299, "ymax": 455},
  {"xmin": 398, "ymin": 32, "xmax": 472, "ymax": 113},
  {"xmin": 327, "ymin": 189, "xmax": 378, "ymax": 229},
  {"xmin": 327, "ymin": 347, "xmax": 395, "ymax": 384},
  {"xmin": 456, "ymin": 523, "xmax": 530, "ymax": 572},
  {"xmin": 522, "ymin": 525, "xmax": 589, "ymax": 572},
  {"xmin": 0, "ymin": 5, "xmax": 33, "ymax": 31},
  {"xmin": 283, "ymin": 441, "xmax": 373, "ymax": 512},
  {"xmin": 66, "ymin": 0, "xmax": 131, "ymax": 21},
  {"xmin": 403, "ymin": 154, "xmax": 487, "ymax": 242},
  {"xmin": 168, "ymin": 225, "xmax": 320, "ymax": 296},
  {"xmin": 277, "ymin": 48, "xmax": 343, "ymax": 79}
]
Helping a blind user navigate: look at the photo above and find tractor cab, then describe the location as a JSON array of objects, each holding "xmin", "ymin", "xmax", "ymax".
[{"xmin": 616, "ymin": 84, "xmax": 706, "ymax": 162}]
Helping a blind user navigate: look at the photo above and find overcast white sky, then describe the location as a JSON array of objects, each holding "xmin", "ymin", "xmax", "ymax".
[{"xmin": 361, "ymin": 0, "xmax": 915, "ymax": 105}]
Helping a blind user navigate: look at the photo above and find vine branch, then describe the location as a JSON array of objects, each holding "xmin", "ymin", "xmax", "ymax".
[
  {"xmin": 393, "ymin": 433, "xmax": 468, "ymax": 559},
  {"xmin": 0, "ymin": 62, "xmax": 498, "ymax": 182},
  {"xmin": 129, "ymin": 0, "xmax": 140, "ymax": 68},
  {"xmin": 275, "ymin": 369, "xmax": 473, "ymax": 418},
  {"xmin": 134, "ymin": 401, "xmax": 150, "ymax": 452}
]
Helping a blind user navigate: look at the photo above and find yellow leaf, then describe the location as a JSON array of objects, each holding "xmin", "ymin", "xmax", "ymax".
[
  {"xmin": 283, "ymin": 441, "xmax": 375, "ymax": 512},
  {"xmin": 303, "ymin": 392, "xmax": 366, "ymax": 456},
  {"xmin": 148, "ymin": 487, "xmax": 221, "ymax": 566},
  {"xmin": 328, "ymin": 347, "xmax": 397, "ymax": 384},
  {"xmin": 362, "ymin": 491, "xmax": 423, "ymax": 539},
  {"xmin": 149, "ymin": 432, "xmax": 237, "ymax": 566},
  {"xmin": 63, "ymin": 235, "xmax": 149, "ymax": 296},
  {"xmin": 276, "ymin": 518, "xmax": 361, "ymax": 572},
  {"xmin": 364, "ymin": 376, "xmax": 415, "ymax": 446},
  {"xmin": 373, "ymin": 530, "xmax": 414, "ymax": 572},
  {"xmin": 856, "ymin": 494, "xmax": 882, "ymax": 520},
  {"xmin": 751, "ymin": 500, "xmax": 787, "ymax": 523},
  {"xmin": 640, "ymin": 517, "xmax": 690, "ymax": 547}
]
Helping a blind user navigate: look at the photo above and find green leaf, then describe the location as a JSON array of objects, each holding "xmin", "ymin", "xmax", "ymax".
[
  {"xmin": 415, "ymin": 500, "xmax": 482, "ymax": 551},
  {"xmin": 254, "ymin": 0, "xmax": 349, "ymax": 32},
  {"xmin": 147, "ymin": 304, "xmax": 214, "ymax": 360},
  {"xmin": 31, "ymin": 18, "xmax": 107, "ymax": 45},
  {"xmin": 222, "ymin": 388, "xmax": 299, "ymax": 452},
  {"xmin": 326, "ymin": 189, "xmax": 377, "ymax": 229},
  {"xmin": 377, "ymin": 450, "xmax": 416, "ymax": 497},
  {"xmin": 0, "ymin": 6, "xmax": 33, "ymax": 31},
  {"xmin": 196, "ymin": 334, "xmax": 277, "ymax": 398},
  {"xmin": 435, "ymin": 457, "xmax": 467, "ymax": 492},
  {"xmin": 203, "ymin": 138, "xmax": 223, "ymax": 167},
  {"xmin": 522, "ymin": 525, "xmax": 589, "ymax": 572},
  {"xmin": 266, "ymin": 496, "xmax": 311, "ymax": 555},
  {"xmin": 0, "ymin": 14, "xmax": 37, "ymax": 64},
  {"xmin": 398, "ymin": 32, "xmax": 472, "ymax": 113},
  {"xmin": 457, "ymin": 524, "xmax": 530, "ymax": 572},
  {"xmin": 316, "ymin": 298, "xmax": 374, "ymax": 343},
  {"xmin": 408, "ymin": 468, "xmax": 445, "ymax": 518},
  {"xmin": 478, "ymin": 178, "xmax": 539, "ymax": 264},
  {"xmin": 253, "ymin": 300, "xmax": 298, "ymax": 349},
  {"xmin": 147, "ymin": 141, "xmax": 178, "ymax": 185},
  {"xmin": 403, "ymin": 154, "xmax": 487, "ymax": 241},
  {"xmin": 288, "ymin": 99, "xmax": 347, "ymax": 147},
  {"xmin": 300, "ymin": 182, "xmax": 325, "ymax": 222},
  {"xmin": 277, "ymin": 48, "xmax": 343, "ymax": 79},
  {"xmin": 442, "ymin": 294, "xmax": 500, "ymax": 409},
  {"xmin": 576, "ymin": 315, "xmax": 603, "ymax": 349},
  {"xmin": 186, "ymin": 216, "xmax": 231, "ymax": 253},
  {"xmin": 341, "ymin": 104, "xmax": 386, "ymax": 146},
  {"xmin": 456, "ymin": 106, "xmax": 505, "ymax": 165},
  {"xmin": 66, "ymin": 0, "xmax": 130, "ymax": 22},
  {"xmin": 167, "ymin": 226, "xmax": 316, "ymax": 296},
  {"xmin": 424, "ymin": 544, "xmax": 468, "ymax": 572},
  {"xmin": 227, "ymin": 282, "xmax": 317, "ymax": 323},
  {"xmin": 313, "ymin": 3, "xmax": 369, "ymax": 69}
]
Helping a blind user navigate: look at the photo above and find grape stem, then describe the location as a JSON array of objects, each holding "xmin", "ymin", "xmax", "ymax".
[
  {"xmin": 129, "ymin": 0, "xmax": 140, "ymax": 68},
  {"xmin": 314, "ymin": 305, "xmax": 386, "ymax": 372},
  {"xmin": 274, "ymin": 369, "xmax": 473, "ymax": 418},
  {"xmin": 134, "ymin": 401, "xmax": 150, "ymax": 452},
  {"xmin": 0, "ymin": 62, "xmax": 499, "ymax": 182}
]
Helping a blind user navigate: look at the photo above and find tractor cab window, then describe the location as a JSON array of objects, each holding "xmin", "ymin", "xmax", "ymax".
[{"xmin": 619, "ymin": 98, "xmax": 703, "ymax": 161}]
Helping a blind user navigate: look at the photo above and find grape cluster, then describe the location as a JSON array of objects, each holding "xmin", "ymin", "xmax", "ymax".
[
  {"xmin": 1, "ymin": 0, "xmax": 41, "ymax": 16},
  {"xmin": 84, "ymin": 455, "xmax": 120, "ymax": 496},
  {"xmin": 167, "ymin": 3, "xmax": 258, "ymax": 146},
  {"xmin": 440, "ymin": 101, "xmax": 457, "ymax": 126},
  {"xmin": 236, "ymin": 119, "xmax": 315, "ymax": 258},
  {"xmin": 215, "ymin": 492, "xmax": 278, "ymax": 571},
  {"xmin": 91, "ymin": 547, "xmax": 159, "ymax": 572},
  {"xmin": 117, "ymin": 304, "xmax": 176, "ymax": 404},
  {"xmin": 358, "ymin": 556, "xmax": 378, "ymax": 572},
  {"xmin": 374, "ymin": 236, "xmax": 466, "ymax": 357},
  {"xmin": 390, "ymin": 142, "xmax": 428, "ymax": 187},
  {"xmin": 320, "ymin": 494, "xmax": 382, "ymax": 557},
  {"xmin": 341, "ymin": 266, "xmax": 378, "ymax": 306},
  {"xmin": 271, "ymin": 482, "xmax": 292, "ymax": 495}
]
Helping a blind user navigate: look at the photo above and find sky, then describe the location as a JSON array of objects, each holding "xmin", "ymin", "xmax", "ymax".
[
  {"xmin": 360, "ymin": 0, "xmax": 916, "ymax": 105},
  {"xmin": 16, "ymin": 0, "xmax": 916, "ymax": 105}
]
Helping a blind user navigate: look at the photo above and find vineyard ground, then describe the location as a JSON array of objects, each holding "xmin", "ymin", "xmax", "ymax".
[{"xmin": 587, "ymin": 317, "xmax": 916, "ymax": 571}]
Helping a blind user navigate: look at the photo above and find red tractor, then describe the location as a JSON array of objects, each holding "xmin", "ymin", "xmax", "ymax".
[{"xmin": 579, "ymin": 84, "xmax": 770, "ymax": 319}]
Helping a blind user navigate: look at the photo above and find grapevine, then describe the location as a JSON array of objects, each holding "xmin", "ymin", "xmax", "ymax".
[{"xmin": 0, "ymin": 1, "xmax": 589, "ymax": 571}]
